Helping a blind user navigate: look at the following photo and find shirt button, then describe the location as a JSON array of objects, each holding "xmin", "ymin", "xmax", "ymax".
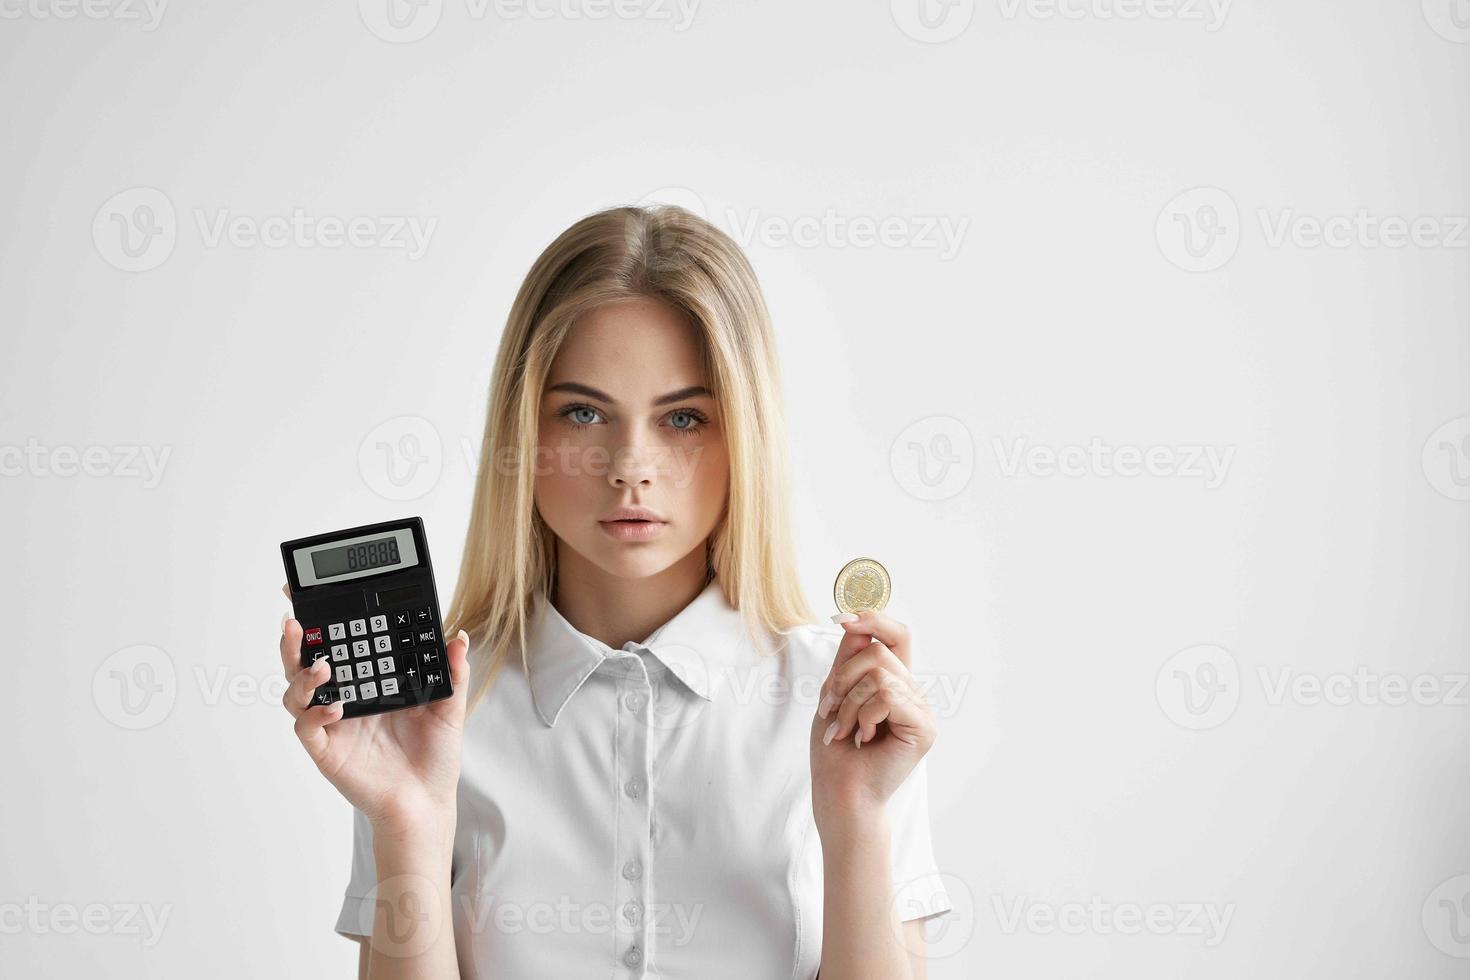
[
  {"xmin": 622, "ymin": 900, "xmax": 642, "ymax": 925},
  {"xmin": 623, "ymin": 944, "xmax": 643, "ymax": 967},
  {"xmin": 624, "ymin": 691, "xmax": 646, "ymax": 712},
  {"xmin": 621, "ymin": 858, "xmax": 643, "ymax": 880},
  {"xmin": 625, "ymin": 776, "xmax": 644, "ymax": 799}
]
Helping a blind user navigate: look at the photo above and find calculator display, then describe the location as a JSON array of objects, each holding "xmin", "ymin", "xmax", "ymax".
[
  {"xmin": 312, "ymin": 536, "xmax": 401, "ymax": 579},
  {"xmin": 292, "ymin": 526, "xmax": 420, "ymax": 587}
]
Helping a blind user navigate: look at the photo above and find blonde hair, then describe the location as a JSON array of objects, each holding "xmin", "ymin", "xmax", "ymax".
[{"xmin": 444, "ymin": 204, "xmax": 816, "ymax": 713}]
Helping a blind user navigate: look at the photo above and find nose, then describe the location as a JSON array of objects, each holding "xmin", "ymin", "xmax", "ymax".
[{"xmin": 609, "ymin": 429, "xmax": 660, "ymax": 489}]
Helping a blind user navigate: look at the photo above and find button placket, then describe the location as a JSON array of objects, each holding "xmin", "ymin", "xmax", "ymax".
[{"xmin": 615, "ymin": 652, "xmax": 653, "ymax": 977}]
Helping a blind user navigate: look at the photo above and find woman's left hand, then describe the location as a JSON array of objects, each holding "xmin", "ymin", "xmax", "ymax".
[{"xmin": 809, "ymin": 609, "xmax": 936, "ymax": 832}]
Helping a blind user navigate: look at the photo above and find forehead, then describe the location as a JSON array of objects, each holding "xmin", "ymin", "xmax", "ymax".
[{"xmin": 547, "ymin": 299, "xmax": 707, "ymax": 395}]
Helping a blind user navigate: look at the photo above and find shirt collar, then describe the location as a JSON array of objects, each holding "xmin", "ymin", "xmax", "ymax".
[{"xmin": 525, "ymin": 579, "xmax": 747, "ymax": 727}]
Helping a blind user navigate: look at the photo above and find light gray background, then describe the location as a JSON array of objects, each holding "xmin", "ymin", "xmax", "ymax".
[{"xmin": 2, "ymin": 0, "xmax": 1468, "ymax": 976}]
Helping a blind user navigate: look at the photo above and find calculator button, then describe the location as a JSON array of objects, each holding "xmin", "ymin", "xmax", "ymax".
[
  {"xmin": 308, "ymin": 649, "xmax": 330, "ymax": 664},
  {"xmin": 377, "ymin": 657, "xmax": 396, "ymax": 675},
  {"xmin": 414, "ymin": 607, "xmax": 432, "ymax": 625},
  {"xmin": 420, "ymin": 648, "xmax": 440, "ymax": 665},
  {"xmin": 381, "ymin": 677, "xmax": 400, "ymax": 696},
  {"xmin": 356, "ymin": 661, "xmax": 374, "ymax": 680},
  {"xmin": 339, "ymin": 686, "xmax": 357, "ymax": 702},
  {"xmin": 352, "ymin": 640, "xmax": 370, "ymax": 658},
  {"xmin": 415, "ymin": 627, "xmax": 437, "ymax": 646},
  {"xmin": 392, "ymin": 610, "xmax": 413, "ymax": 629},
  {"xmin": 331, "ymin": 644, "xmax": 349, "ymax": 662},
  {"xmin": 349, "ymin": 619, "xmax": 367, "ymax": 637},
  {"xmin": 335, "ymin": 665, "xmax": 353, "ymax": 683},
  {"xmin": 373, "ymin": 635, "xmax": 393, "ymax": 654},
  {"xmin": 370, "ymin": 615, "xmax": 389, "ymax": 633},
  {"xmin": 424, "ymin": 669, "xmax": 445, "ymax": 687},
  {"xmin": 313, "ymin": 687, "xmax": 337, "ymax": 706},
  {"xmin": 396, "ymin": 631, "xmax": 416, "ymax": 651},
  {"xmin": 403, "ymin": 665, "xmax": 422, "ymax": 690},
  {"xmin": 328, "ymin": 623, "xmax": 346, "ymax": 641},
  {"xmin": 360, "ymin": 681, "xmax": 379, "ymax": 700},
  {"xmin": 303, "ymin": 627, "xmax": 323, "ymax": 647}
]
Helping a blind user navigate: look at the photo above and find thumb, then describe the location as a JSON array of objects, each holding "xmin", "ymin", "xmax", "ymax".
[{"xmin": 443, "ymin": 628, "xmax": 472, "ymax": 710}]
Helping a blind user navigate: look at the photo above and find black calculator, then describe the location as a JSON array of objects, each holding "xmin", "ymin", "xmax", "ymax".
[{"xmin": 281, "ymin": 517, "xmax": 453, "ymax": 718}]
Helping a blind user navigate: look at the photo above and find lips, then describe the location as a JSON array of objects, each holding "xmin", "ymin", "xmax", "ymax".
[
  {"xmin": 597, "ymin": 505, "xmax": 668, "ymax": 544},
  {"xmin": 598, "ymin": 506, "xmax": 667, "ymax": 524}
]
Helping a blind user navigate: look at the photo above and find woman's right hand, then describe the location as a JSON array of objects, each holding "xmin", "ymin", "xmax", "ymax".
[{"xmin": 278, "ymin": 583, "xmax": 472, "ymax": 835}]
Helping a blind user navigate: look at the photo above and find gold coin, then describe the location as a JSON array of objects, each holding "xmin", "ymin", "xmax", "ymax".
[{"xmin": 833, "ymin": 557, "xmax": 891, "ymax": 615}]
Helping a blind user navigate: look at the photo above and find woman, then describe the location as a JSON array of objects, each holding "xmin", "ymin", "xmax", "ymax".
[{"xmin": 278, "ymin": 205, "xmax": 954, "ymax": 978}]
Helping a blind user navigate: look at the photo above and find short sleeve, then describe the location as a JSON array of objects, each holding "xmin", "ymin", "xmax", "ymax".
[
  {"xmin": 333, "ymin": 806, "xmax": 378, "ymax": 939},
  {"xmin": 885, "ymin": 754, "xmax": 954, "ymax": 923}
]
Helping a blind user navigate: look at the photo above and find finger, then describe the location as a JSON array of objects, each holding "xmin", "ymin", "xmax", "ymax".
[
  {"xmin": 819, "ymin": 641, "xmax": 913, "ymax": 718},
  {"xmin": 853, "ymin": 677, "xmax": 931, "ymax": 748},
  {"xmin": 284, "ymin": 655, "xmax": 330, "ymax": 720},
  {"xmin": 831, "ymin": 665, "xmax": 907, "ymax": 744},
  {"xmin": 281, "ymin": 581, "xmax": 291, "ymax": 600},
  {"xmin": 836, "ymin": 611, "xmax": 913, "ymax": 669},
  {"xmin": 445, "ymin": 629, "xmax": 470, "ymax": 691},
  {"xmin": 430, "ymin": 628, "xmax": 472, "ymax": 720},
  {"xmin": 828, "ymin": 620, "xmax": 874, "ymax": 677},
  {"xmin": 295, "ymin": 697, "xmax": 346, "ymax": 762},
  {"xmin": 279, "ymin": 617, "xmax": 305, "ymax": 678}
]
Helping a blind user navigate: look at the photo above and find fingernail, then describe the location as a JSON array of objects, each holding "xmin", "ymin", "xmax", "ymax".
[
  {"xmin": 822, "ymin": 721, "xmax": 838, "ymax": 745},
  {"xmin": 818, "ymin": 692, "xmax": 837, "ymax": 718},
  {"xmin": 280, "ymin": 613, "xmax": 288, "ymax": 632},
  {"xmin": 854, "ymin": 728, "xmax": 863, "ymax": 749},
  {"xmin": 457, "ymin": 628, "xmax": 469, "ymax": 646},
  {"xmin": 830, "ymin": 613, "xmax": 858, "ymax": 624}
]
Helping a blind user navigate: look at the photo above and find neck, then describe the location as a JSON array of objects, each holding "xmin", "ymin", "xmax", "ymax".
[{"xmin": 552, "ymin": 542, "xmax": 711, "ymax": 649}]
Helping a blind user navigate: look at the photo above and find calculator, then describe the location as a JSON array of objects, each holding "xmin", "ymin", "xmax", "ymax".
[{"xmin": 280, "ymin": 517, "xmax": 453, "ymax": 718}]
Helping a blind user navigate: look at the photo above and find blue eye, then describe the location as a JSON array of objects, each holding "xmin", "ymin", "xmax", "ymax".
[
  {"xmin": 557, "ymin": 404, "xmax": 604, "ymax": 428},
  {"xmin": 667, "ymin": 410, "xmax": 707, "ymax": 435}
]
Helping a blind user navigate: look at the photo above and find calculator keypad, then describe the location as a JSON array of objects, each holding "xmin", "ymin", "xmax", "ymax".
[{"xmin": 303, "ymin": 609, "xmax": 444, "ymax": 712}]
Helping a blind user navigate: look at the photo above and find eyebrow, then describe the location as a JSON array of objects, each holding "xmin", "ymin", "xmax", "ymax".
[{"xmin": 545, "ymin": 381, "xmax": 712, "ymax": 407}]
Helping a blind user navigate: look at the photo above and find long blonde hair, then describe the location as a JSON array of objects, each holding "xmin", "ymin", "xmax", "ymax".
[{"xmin": 444, "ymin": 204, "xmax": 816, "ymax": 713}]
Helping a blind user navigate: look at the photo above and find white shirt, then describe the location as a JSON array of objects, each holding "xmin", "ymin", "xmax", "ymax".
[{"xmin": 335, "ymin": 579, "xmax": 953, "ymax": 978}]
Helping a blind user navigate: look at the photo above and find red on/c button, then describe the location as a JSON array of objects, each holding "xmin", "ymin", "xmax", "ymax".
[{"xmin": 303, "ymin": 627, "xmax": 323, "ymax": 646}]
